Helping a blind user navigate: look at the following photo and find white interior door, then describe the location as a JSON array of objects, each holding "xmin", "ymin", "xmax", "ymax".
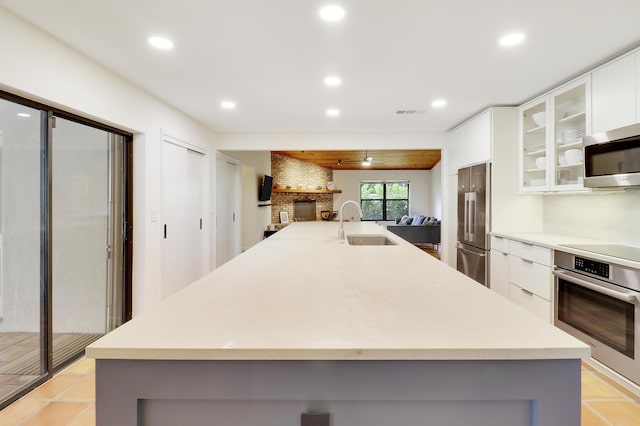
[
  {"xmin": 162, "ymin": 140, "xmax": 207, "ymax": 298},
  {"xmin": 185, "ymin": 149, "xmax": 207, "ymax": 282},
  {"xmin": 215, "ymin": 157, "xmax": 237, "ymax": 267}
]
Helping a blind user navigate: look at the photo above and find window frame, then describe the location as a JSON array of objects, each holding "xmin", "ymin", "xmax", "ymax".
[{"xmin": 359, "ymin": 180, "xmax": 409, "ymax": 221}]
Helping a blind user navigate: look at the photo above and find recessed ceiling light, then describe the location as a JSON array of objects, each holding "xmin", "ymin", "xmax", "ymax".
[
  {"xmin": 148, "ymin": 36, "xmax": 174, "ymax": 50},
  {"xmin": 499, "ymin": 33, "xmax": 525, "ymax": 46},
  {"xmin": 319, "ymin": 5, "xmax": 345, "ymax": 22},
  {"xmin": 221, "ymin": 101, "xmax": 236, "ymax": 109},
  {"xmin": 326, "ymin": 108, "xmax": 340, "ymax": 116},
  {"xmin": 17, "ymin": 112, "xmax": 31, "ymax": 118},
  {"xmin": 432, "ymin": 99, "xmax": 447, "ymax": 108},
  {"xmin": 324, "ymin": 76, "xmax": 342, "ymax": 86}
]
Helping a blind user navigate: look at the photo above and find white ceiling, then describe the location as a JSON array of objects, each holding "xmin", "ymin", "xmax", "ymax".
[{"xmin": 2, "ymin": 0, "xmax": 640, "ymax": 133}]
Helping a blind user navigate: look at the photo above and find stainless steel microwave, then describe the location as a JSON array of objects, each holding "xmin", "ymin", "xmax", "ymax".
[{"xmin": 583, "ymin": 123, "xmax": 640, "ymax": 188}]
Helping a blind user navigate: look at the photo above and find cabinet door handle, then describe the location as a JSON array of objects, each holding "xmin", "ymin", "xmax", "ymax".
[
  {"xmin": 521, "ymin": 258, "xmax": 534, "ymax": 264},
  {"xmin": 521, "ymin": 288, "xmax": 534, "ymax": 296}
]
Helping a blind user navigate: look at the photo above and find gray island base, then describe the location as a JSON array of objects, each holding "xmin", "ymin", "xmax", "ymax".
[
  {"xmin": 88, "ymin": 222, "xmax": 588, "ymax": 425},
  {"xmin": 97, "ymin": 358, "xmax": 580, "ymax": 426}
]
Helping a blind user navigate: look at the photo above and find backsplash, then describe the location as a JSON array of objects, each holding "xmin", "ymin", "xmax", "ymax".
[
  {"xmin": 543, "ymin": 190, "xmax": 640, "ymax": 245},
  {"xmin": 270, "ymin": 153, "xmax": 335, "ymax": 223}
]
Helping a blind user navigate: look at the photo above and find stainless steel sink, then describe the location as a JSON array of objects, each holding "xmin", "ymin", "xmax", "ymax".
[{"xmin": 346, "ymin": 234, "xmax": 398, "ymax": 246}]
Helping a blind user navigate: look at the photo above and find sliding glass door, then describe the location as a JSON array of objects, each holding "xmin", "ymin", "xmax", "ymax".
[
  {"xmin": 0, "ymin": 93, "xmax": 131, "ymax": 408},
  {"xmin": 0, "ymin": 98, "xmax": 42, "ymax": 401},
  {"xmin": 51, "ymin": 117, "xmax": 126, "ymax": 368}
]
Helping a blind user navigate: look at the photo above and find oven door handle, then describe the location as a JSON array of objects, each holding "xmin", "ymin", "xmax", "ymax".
[{"xmin": 553, "ymin": 269, "xmax": 640, "ymax": 304}]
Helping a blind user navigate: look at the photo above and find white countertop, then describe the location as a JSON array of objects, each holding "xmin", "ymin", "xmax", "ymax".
[
  {"xmin": 87, "ymin": 222, "xmax": 589, "ymax": 361},
  {"xmin": 492, "ymin": 231, "xmax": 640, "ymax": 269}
]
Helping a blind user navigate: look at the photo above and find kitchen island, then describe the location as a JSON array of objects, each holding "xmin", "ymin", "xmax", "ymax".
[{"xmin": 87, "ymin": 221, "xmax": 589, "ymax": 426}]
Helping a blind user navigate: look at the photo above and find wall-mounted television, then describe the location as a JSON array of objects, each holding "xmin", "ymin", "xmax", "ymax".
[{"xmin": 258, "ymin": 175, "xmax": 273, "ymax": 201}]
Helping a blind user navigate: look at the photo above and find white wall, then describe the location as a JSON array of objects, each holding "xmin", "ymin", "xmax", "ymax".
[
  {"xmin": 215, "ymin": 131, "xmax": 446, "ymax": 150},
  {"xmin": 221, "ymin": 151, "xmax": 272, "ymax": 251},
  {"xmin": 333, "ymin": 169, "xmax": 434, "ymax": 224},
  {"xmin": 490, "ymin": 108, "xmax": 543, "ymax": 233},
  {"xmin": 0, "ymin": 7, "xmax": 217, "ymax": 316},
  {"xmin": 429, "ymin": 162, "xmax": 442, "ymax": 218}
]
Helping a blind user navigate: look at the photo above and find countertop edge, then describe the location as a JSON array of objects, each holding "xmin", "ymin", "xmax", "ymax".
[{"xmin": 86, "ymin": 347, "xmax": 590, "ymax": 361}]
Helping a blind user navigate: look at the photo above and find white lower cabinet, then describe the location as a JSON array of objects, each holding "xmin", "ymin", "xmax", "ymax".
[
  {"xmin": 509, "ymin": 283, "xmax": 552, "ymax": 321},
  {"xmin": 490, "ymin": 249, "xmax": 509, "ymax": 299},
  {"xmin": 509, "ymin": 255, "xmax": 552, "ymax": 300},
  {"xmin": 489, "ymin": 236, "xmax": 553, "ymax": 323}
]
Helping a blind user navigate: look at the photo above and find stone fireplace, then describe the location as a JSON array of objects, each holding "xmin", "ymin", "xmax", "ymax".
[{"xmin": 270, "ymin": 153, "xmax": 336, "ymax": 224}]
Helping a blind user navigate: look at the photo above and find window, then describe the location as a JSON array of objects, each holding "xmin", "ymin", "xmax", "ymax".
[{"xmin": 360, "ymin": 181, "xmax": 409, "ymax": 221}]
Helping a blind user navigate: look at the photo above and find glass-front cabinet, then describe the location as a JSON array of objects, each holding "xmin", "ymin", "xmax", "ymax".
[
  {"xmin": 520, "ymin": 100, "xmax": 548, "ymax": 191},
  {"xmin": 519, "ymin": 76, "xmax": 591, "ymax": 193}
]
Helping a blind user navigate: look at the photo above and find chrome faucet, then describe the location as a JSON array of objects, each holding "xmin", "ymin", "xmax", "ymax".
[{"xmin": 338, "ymin": 200, "xmax": 363, "ymax": 241}]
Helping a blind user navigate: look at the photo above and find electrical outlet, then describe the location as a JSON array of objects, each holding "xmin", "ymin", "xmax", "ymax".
[{"xmin": 301, "ymin": 412, "xmax": 330, "ymax": 426}]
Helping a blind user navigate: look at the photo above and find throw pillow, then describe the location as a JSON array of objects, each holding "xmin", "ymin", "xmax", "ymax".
[
  {"xmin": 399, "ymin": 215, "xmax": 410, "ymax": 225},
  {"xmin": 412, "ymin": 215, "xmax": 426, "ymax": 226}
]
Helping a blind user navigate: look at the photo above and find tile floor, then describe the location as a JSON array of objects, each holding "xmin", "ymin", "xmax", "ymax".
[
  {"xmin": 0, "ymin": 357, "xmax": 638, "ymax": 425},
  {"xmin": 0, "ymin": 357, "xmax": 94, "ymax": 425},
  {"xmin": 581, "ymin": 362, "xmax": 640, "ymax": 425}
]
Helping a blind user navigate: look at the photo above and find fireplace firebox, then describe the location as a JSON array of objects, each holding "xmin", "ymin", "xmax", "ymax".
[{"xmin": 293, "ymin": 199, "xmax": 317, "ymax": 221}]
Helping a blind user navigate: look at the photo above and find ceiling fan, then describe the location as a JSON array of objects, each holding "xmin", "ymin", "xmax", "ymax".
[{"xmin": 339, "ymin": 150, "xmax": 384, "ymax": 167}]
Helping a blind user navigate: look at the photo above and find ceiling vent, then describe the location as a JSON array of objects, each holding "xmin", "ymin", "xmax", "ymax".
[{"xmin": 396, "ymin": 109, "xmax": 425, "ymax": 115}]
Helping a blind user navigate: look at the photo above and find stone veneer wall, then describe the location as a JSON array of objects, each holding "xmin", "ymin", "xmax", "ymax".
[{"xmin": 271, "ymin": 153, "xmax": 334, "ymax": 224}]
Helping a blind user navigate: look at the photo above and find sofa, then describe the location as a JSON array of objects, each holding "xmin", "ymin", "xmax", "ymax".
[{"xmin": 386, "ymin": 215, "xmax": 441, "ymax": 246}]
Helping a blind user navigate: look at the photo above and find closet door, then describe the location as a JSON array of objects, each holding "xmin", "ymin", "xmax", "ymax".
[
  {"xmin": 185, "ymin": 149, "xmax": 207, "ymax": 283},
  {"xmin": 215, "ymin": 157, "xmax": 237, "ymax": 267},
  {"xmin": 162, "ymin": 141, "xmax": 207, "ymax": 298}
]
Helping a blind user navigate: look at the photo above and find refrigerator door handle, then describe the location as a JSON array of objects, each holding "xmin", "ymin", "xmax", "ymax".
[
  {"xmin": 468, "ymin": 191, "xmax": 476, "ymax": 241},
  {"xmin": 456, "ymin": 242, "xmax": 487, "ymax": 257},
  {"xmin": 463, "ymin": 192, "xmax": 469, "ymax": 241}
]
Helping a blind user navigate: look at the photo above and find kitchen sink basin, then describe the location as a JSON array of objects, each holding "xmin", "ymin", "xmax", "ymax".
[{"xmin": 346, "ymin": 234, "xmax": 398, "ymax": 246}]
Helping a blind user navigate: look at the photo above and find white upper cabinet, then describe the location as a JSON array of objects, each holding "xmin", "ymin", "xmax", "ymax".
[
  {"xmin": 591, "ymin": 52, "xmax": 638, "ymax": 134},
  {"xmin": 519, "ymin": 77, "xmax": 591, "ymax": 193},
  {"xmin": 519, "ymin": 98, "xmax": 549, "ymax": 192},
  {"xmin": 447, "ymin": 110, "xmax": 492, "ymax": 172}
]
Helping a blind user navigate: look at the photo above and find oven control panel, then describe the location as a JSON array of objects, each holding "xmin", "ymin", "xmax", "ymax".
[{"xmin": 575, "ymin": 256, "xmax": 610, "ymax": 279}]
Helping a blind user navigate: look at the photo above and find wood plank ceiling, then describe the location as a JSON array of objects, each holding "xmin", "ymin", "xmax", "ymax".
[{"xmin": 273, "ymin": 150, "xmax": 441, "ymax": 170}]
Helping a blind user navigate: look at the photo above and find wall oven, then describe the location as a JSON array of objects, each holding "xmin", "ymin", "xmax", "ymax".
[{"xmin": 554, "ymin": 249, "xmax": 640, "ymax": 385}]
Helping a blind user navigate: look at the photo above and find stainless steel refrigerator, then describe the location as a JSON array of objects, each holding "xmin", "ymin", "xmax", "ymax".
[{"xmin": 456, "ymin": 162, "xmax": 490, "ymax": 286}]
